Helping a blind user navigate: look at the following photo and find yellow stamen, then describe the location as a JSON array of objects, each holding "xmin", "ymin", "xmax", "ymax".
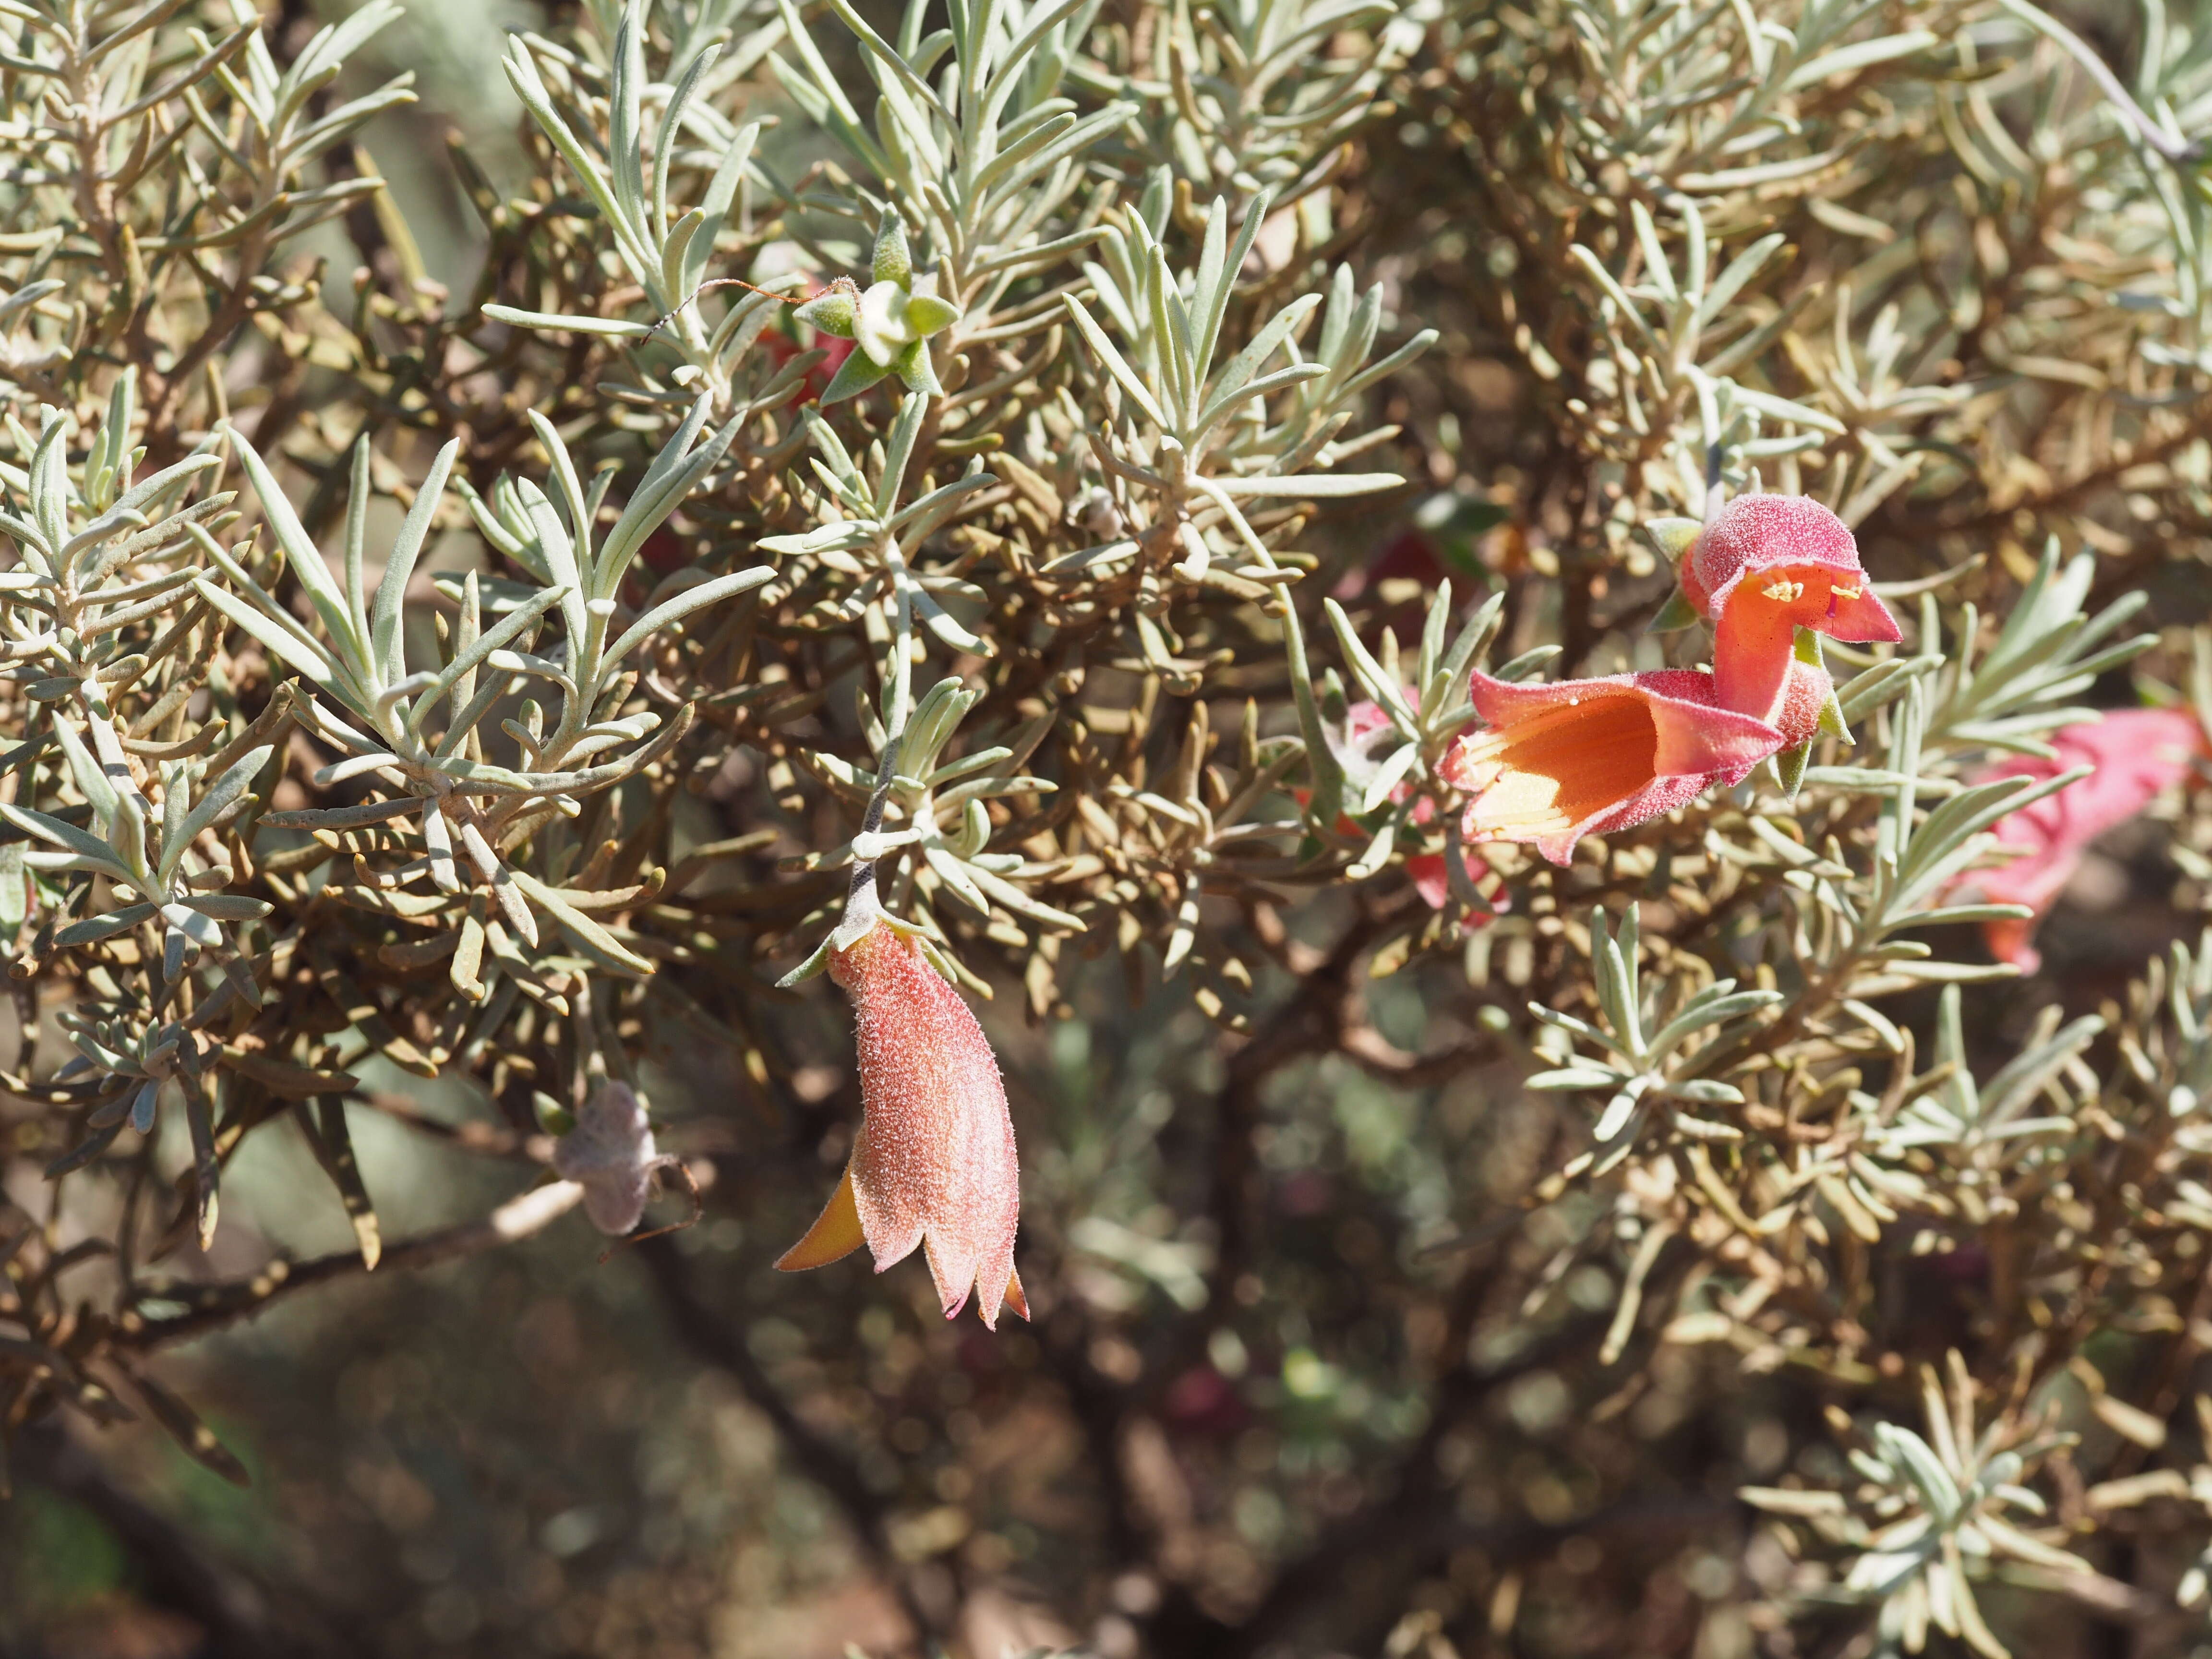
[{"xmin": 1761, "ymin": 578, "xmax": 1805, "ymax": 603}]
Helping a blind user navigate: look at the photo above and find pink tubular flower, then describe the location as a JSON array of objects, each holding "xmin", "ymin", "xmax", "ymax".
[
  {"xmin": 778, "ymin": 924, "xmax": 1027, "ymax": 1328},
  {"xmin": 1959, "ymin": 708, "xmax": 2206, "ymax": 973},
  {"xmin": 1680, "ymin": 494, "xmax": 1901, "ymax": 724},
  {"xmin": 1441, "ymin": 669, "xmax": 1785, "ymax": 865}
]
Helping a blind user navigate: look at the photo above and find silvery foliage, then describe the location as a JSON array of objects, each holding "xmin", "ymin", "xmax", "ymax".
[
  {"xmin": 0, "ymin": 0, "xmax": 1431, "ymax": 1200},
  {"xmin": 0, "ymin": 0, "xmax": 416, "ymax": 395},
  {"xmin": 781, "ymin": 667, "xmax": 1074, "ymax": 997},
  {"xmin": 0, "ymin": 0, "xmax": 449, "ymax": 1255},
  {"xmin": 763, "ymin": 391, "xmax": 998, "ymax": 662},
  {"xmin": 1061, "ymin": 191, "xmax": 1430, "ymax": 609},
  {"xmin": 727, "ymin": 0, "xmax": 1439, "ymax": 979},
  {"xmin": 755, "ymin": 388, "xmax": 1089, "ymax": 971},
  {"xmin": 0, "ymin": 380, "xmax": 271, "ymax": 1153},
  {"xmin": 182, "ymin": 0, "xmax": 419, "ymax": 248},
  {"xmin": 203, "ymin": 399, "xmax": 769, "ymax": 974},
  {"xmin": 0, "ymin": 372, "xmax": 771, "ymax": 1185},
  {"xmin": 769, "ymin": 0, "xmax": 1130, "ymax": 323},
  {"xmin": 1135, "ymin": 0, "xmax": 1421, "ymax": 204},
  {"xmin": 1745, "ymin": 1360, "xmax": 2086, "ymax": 1659},
  {"xmin": 1988, "ymin": 0, "xmax": 2212, "ymax": 338},
  {"xmin": 768, "ymin": 0, "xmax": 1431, "ymax": 689},
  {"xmin": 1542, "ymin": 0, "xmax": 1987, "ymax": 552},
  {"xmin": 493, "ymin": 0, "xmax": 810, "ymax": 417}
]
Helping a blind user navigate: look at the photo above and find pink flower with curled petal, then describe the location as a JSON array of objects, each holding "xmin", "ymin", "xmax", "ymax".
[
  {"xmin": 1680, "ymin": 494, "xmax": 1901, "ymax": 725},
  {"xmin": 778, "ymin": 924, "xmax": 1027, "ymax": 1328},
  {"xmin": 1441, "ymin": 668, "xmax": 1787, "ymax": 865},
  {"xmin": 1956, "ymin": 708, "xmax": 2206, "ymax": 973}
]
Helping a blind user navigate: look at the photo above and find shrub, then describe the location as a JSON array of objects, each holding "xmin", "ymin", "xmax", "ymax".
[{"xmin": 2, "ymin": 0, "xmax": 2211, "ymax": 1653}]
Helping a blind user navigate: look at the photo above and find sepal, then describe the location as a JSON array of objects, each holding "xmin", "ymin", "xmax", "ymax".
[
  {"xmin": 1773, "ymin": 739, "xmax": 1812, "ymax": 799},
  {"xmin": 891, "ymin": 337, "xmax": 942, "ymax": 395},
  {"xmin": 1639, "ymin": 517, "xmax": 1702, "ymax": 563},
  {"xmin": 871, "ymin": 217, "xmax": 912, "ymax": 288},
  {"xmin": 776, "ymin": 937, "xmax": 836, "ymax": 986},
  {"xmin": 905, "ymin": 293, "xmax": 961, "ymax": 336},
  {"xmin": 794, "ymin": 278, "xmax": 858, "ymax": 338},
  {"xmin": 1648, "ymin": 588, "xmax": 1702, "ymax": 633},
  {"xmin": 914, "ymin": 931, "xmax": 970, "ymax": 990},
  {"xmin": 819, "ymin": 344, "xmax": 892, "ymax": 403},
  {"xmin": 1797, "ymin": 632, "xmax": 1853, "ymax": 742}
]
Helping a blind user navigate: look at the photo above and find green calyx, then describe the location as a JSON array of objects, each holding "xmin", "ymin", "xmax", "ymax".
[
  {"xmin": 1795, "ymin": 628, "xmax": 1852, "ymax": 743},
  {"xmin": 1643, "ymin": 516, "xmax": 1706, "ymax": 633},
  {"xmin": 1640, "ymin": 516, "xmax": 1702, "ymax": 563},
  {"xmin": 809, "ymin": 219, "xmax": 962, "ymax": 404},
  {"xmin": 1772, "ymin": 738, "xmax": 1813, "ymax": 800},
  {"xmin": 794, "ymin": 277, "xmax": 858, "ymax": 339}
]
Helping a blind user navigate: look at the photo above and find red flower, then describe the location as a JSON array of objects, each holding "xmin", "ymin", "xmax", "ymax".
[
  {"xmin": 1441, "ymin": 668, "xmax": 1784, "ymax": 865},
  {"xmin": 1680, "ymin": 494, "xmax": 1901, "ymax": 724},
  {"xmin": 1957, "ymin": 708, "xmax": 2206, "ymax": 972},
  {"xmin": 778, "ymin": 924, "xmax": 1027, "ymax": 1328}
]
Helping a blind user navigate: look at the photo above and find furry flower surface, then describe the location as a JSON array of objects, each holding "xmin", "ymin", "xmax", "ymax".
[
  {"xmin": 778, "ymin": 924, "xmax": 1026, "ymax": 1328},
  {"xmin": 1680, "ymin": 494, "xmax": 1901, "ymax": 723},
  {"xmin": 1959, "ymin": 708, "xmax": 2206, "ymax": 972},
  {"xmin": 1442, "ymin": 669, "xmax": 1784, "ymax": 865},
  {"xmin": 1769, "ymin": 654, "xmax": 1836, "ymax": 749}
]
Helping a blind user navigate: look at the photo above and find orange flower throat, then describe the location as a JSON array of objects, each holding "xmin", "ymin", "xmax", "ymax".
[{"xmin": 1453, "ymin": 692, "xmax": 1659, "ymax": 839}]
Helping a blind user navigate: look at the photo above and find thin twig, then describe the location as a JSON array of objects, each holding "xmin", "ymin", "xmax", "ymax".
[{"xmin": 133, "ymin": 1180, "xmax": 585, "ymax": 1348}]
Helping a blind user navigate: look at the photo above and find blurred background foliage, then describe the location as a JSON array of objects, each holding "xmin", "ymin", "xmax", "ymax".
[{"xmin": 5, "ymin": 0, "xmax": 2212, "ymax": 1657}]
